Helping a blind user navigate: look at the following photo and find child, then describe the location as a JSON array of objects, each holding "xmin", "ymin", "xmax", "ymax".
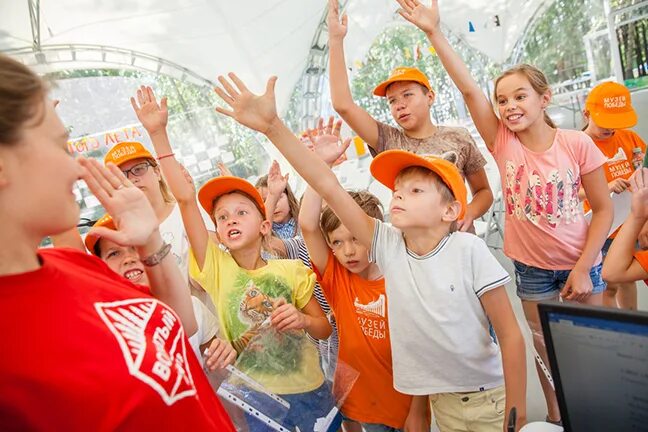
[
  {"xmin": 256, "ymin": 160, "xmax": 300, "ymax": 239},
  {"xmin": 602, "ymin": 168, "xmax": 648, "ymax": 284},
  {"xmin": 213, "ymin": 72, "xmax": 526, "ymax": 432},
  {"xmin": 132, "ymin": 86, "xmax": 332, "ymax": 431},
  {"xmin": 0, "ymin": 52, "xmax": 233, "ymax": 429},
  {"xmin": 326, "ymin": 0, "xmax": 493, "ymax": 232},
  {"xmin": 299, "ymin": 132, "xmax": 421, "ymax": 430},
  {"xmin": 84, "ymin": 214, "xmax": 236, "ymax": 370},
  {"xmin": 396, "ymin": 0, "xmax": 613, "ymax": 424},
  {"xmin": 582, "ymin": 81, "xmax": 645, "ymax": 310}
]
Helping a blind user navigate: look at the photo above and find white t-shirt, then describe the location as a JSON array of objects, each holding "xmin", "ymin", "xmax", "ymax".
[
  {"xmin": 160, "ymin": 204, "xmax": 216, "ymax": 312},
  {"xmin": 370, "ymin": 220, "xmax": 511, "ymax": 395},
  {"xmin": 188, "ymin": 297, "xmax": 219, "ymax": 365}
]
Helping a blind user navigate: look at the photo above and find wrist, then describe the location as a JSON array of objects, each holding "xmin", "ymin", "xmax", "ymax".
[
  {"xmin": 147, "ymin": 128, "xmax": 168, "ymax": 140},
  {"xmin": 328, "ymin": 38, "xmax": 344, "ymax": 47},
  {"xmin": 136, "ymin": 230, "xmax": 164, "ymax": 258},
  {"xmin": 264, "ymin": 116, "xmax": 286, "ymax": 138},
  {"xmin": 425, "ymin": 28, "xmax": 442, "ymax": 41}
]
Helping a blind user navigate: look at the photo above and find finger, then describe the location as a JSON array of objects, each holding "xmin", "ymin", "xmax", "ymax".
[
  {"xmin": 146, "ymin": 86, "xmax": 157, "ymax": 106},
  {"xmin": 129, "ymin": 97, "xmax": 140, "ymax": 113},
  {"xmin": 217, "ymin": 75, "xmax": 240, "ymax": 99},
  {"xmin": 404, "ymin": 0, "xmax": 418, "ymax": 10},
  {"xmin": 136, "ymin": 88, "xmax": 145, "ymax": 107},
  {"xmin": 333, "ymin": 119, "xmax": 343, "ymax": 137},
  {"xmin": 265, "ymin": 76, "xmax": 278, "ymax": 97},
  {"xmin": 341, "ymin": 13, "xmax": 348, "ymax": 26},
  {"xmin": 84, "ymin": 158, "xmax": 121, "ymax": 194},
  {"xmin": 325, "ymin": 116, "xmax": 334, "ymax": 135},
  {"xmin": 272, "ymin": 297, "xmax": 287, "ymax": 308},
  {"xmin": 228, "ymin": 72, "xmax": 250, "ymax": 94},
  {"xmin": 396, "ymin": 0, "xmax": 414, "ymax": 14},
  {"xmin": 307, "ymin": 128, "xmax": 318, "ymax": 145},
  {"xmin": 328, "ymin": 0, "xmax": 338, "ymax": 17},
  {"xmin": 275, "ymin": 313, "xmax": 298, "ymax": 331},
  {"xmin": 215, "ymin": 106, "xmax": 235, "ymax": 118},
  {"xmin": 88, "ymin": 226, "xmax": 129, "ymax": 246},
  {"xmin": 79, "ymin": 159, "xmax": 111, "ymax": 203},
  {"xmin": 214, "ymin": 86, "xmax": 234, "ymax": 105},
  {"xmin": 106, "ymin": 162, "xmax": 133, "ymax": 187},
  {"xmin": 160, "ymin": 96, "xmax": 168, "ymax": 112},
  {"xmin": 317, "ymin": 117, "xmax": 324, "ymax": 132},
  {"xmin": 340, "ymin": 137, "xmax": 352, "ymax": 154},
  {"xmin": 223, "ymin": 350, "xmax": 237, "ymax": 367}
]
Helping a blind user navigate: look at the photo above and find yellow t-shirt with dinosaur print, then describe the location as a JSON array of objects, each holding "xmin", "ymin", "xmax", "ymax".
[{"xmin": 189, "ymin": 239, "xmax": 323, "ymax": 394}]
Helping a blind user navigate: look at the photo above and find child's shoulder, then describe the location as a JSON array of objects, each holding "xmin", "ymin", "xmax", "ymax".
[
  {"xmin": 439, "ymin": 232, "xmax": 488, "ymax": 257},
  {"xmin": 556, "ymin": 127, "xmax": 593, "ymax": 144}
]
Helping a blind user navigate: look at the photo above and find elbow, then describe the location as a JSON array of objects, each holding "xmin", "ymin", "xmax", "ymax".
[
  {"xmin": 331, "ymin": 100, "xmax": 353, "ymax": 116},
  {"xmin": 601, "ymin": 263, "xmax": 623, "ymax": 285}
]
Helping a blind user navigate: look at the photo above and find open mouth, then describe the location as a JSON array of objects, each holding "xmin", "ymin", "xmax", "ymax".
[
  {"xmin": 228, "ymin": 229, "xmax": 242, "ymax": 239},
  {"xmin": 506, "ymin": 113, "xmax": 523, "ymax": 121},
  {"xmin": 123, "ymin": 269, "xmax": 144, "ymax": 282}
]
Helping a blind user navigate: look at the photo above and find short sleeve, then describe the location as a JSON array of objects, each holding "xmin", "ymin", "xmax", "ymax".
[
  {"xmin": 369, "ymin": 220, "xmax": 404, "ymax": 270},
  {"xmin": 188, "ymin": 239, "xmax": 221, "ymax": 299},
  {"xmin": 576, "ymin": 132, "xmax": 607, "ymax": 175},
  {"xmin": 492, "ymin": 121, "xmax": 513, "ymax": 158},
  {"xmin": 282, "ymin": 237, "xmax": 302, "ymax": 260},
  {"xmin": 376, "ymin": 121, "xmax": 401, "ymax": 154},
  {"xmin": 629, "ymin": 130, "xmax": 647, "ymax": 152},
  {"xmin": 192, "ymin": 297, "xmax": 219, "ymax": 343},
  {"xmin": 470, "ymin": 237, "xmax": 511, "ymax": 297},
  {"xmin": 634, "ymin": 250, "xmax": 648, "ymax": 273},
  {"xmin": 459, "ymin": 128, "xmax": 487, "ymax": 175},
  {"xmin": 291, "ymin": 261, "xmax": 317, "ymax": 310}
]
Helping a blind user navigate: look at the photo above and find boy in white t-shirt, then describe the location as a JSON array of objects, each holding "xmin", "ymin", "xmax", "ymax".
[{"xmin": 211, "ymin": 73, "xmax": 527, "ymax": 431}]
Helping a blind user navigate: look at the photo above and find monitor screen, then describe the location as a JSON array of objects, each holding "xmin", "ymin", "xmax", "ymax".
[{"xmin": 546, "ymin": 311, "xmax": 648, "ymax": 432}]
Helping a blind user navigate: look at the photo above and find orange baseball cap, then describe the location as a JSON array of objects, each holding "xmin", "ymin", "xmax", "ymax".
[
  {"xmin": 373, "ymin": 67, "xmax": 433, "ymax": 97},
  {"xmin": 84, "ymin": 214, "xmax": 117, "ymax": 255},
  {"xmin": 198, "ymin": 176, "xmax": 266, "ymax": 219},
  {"xmin": 585, "ymin": 82, "xmax": 637, "ymax": 129},
  {"xmin": 370, "ymin": 149, "xmax": 467, "ymax": 219},
  {"xmin": 104, "ymin": 141, "xmax": 154, "ymax": 167}
]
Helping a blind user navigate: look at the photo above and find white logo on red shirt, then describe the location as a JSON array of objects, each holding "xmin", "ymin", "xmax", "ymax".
[{"xmin": 95, "ymin": 298, "xmax": 196, "ymax": 405}]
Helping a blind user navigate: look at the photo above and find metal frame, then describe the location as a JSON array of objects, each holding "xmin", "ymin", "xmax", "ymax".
[{"xmin": 606, "ymin": 0, "xmax": 648, "ymax": 84}]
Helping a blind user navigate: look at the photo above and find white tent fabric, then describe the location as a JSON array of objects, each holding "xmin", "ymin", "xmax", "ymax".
[{"xmin": 0, "ymin": 0, "xmax": 550, "ymax": 113}]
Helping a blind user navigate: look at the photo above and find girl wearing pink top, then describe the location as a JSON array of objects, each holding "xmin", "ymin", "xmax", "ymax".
[{"xmin": 398, "ymin": 0, "xmax": 613, "ymax": 426}]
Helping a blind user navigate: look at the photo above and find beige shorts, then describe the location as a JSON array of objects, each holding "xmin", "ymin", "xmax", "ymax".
[{"xmin": 430, "ymin": 385, "xmax": 506, "ymax": 432}]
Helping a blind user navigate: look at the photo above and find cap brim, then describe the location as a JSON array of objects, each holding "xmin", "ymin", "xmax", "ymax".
[
  {"xmin": 591, "ymin": 109, "xmax": 638, "ymax": 129},
  {"xmin": 198, "ymin": 176, "xmax": 266, "ymax": 217},
  {"xmin": 105, "ymin": 153, "xmax": 154, "ymax": 167}
]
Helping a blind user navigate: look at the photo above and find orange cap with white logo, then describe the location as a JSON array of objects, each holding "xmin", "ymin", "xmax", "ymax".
[
  {"xmin": 104, "ymin": 142, "xmax": 154, "ymax": 167},
  {"xmin": 585, "ymin": 82, "xmax": 637, "ymax": 129},
  {"xmin": 373, "ymin": 67, "xmax": 434, "ymax": 97},
  {"xmin": 84, "ymin": 214, "xmax": 117, "ymax": 255}
]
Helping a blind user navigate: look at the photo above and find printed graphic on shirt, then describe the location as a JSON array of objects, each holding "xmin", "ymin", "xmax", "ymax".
[
  {"xmin": 355, "ymin": 294, "xmax": 387, "ymax": 340},
  {"xmin": 504, "ymin": 161, "xmax": 581, "ymax": 228},
  {"xmin": 605, "ymin": 147, "xmax": 634, "ymax": 179},
  {"xmin": 95, "ymin": 298, "xmax": 196, "ymax": 405}
]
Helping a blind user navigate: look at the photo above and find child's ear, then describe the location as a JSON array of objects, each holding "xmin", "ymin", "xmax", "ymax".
[
  {"xmin": 442, "ymin": 201, "xmax": 462, "ymax": 223},
  {"xmin": 541, "ymin": 89, "xmax": 552, "ymax": 109},
  {"xmin": 259, "ymin": 219, "xmax": 272, "ymax": 236},
  {"xmin": 427, "ymin": 91, "xmax": 436, "ymax": 107}
]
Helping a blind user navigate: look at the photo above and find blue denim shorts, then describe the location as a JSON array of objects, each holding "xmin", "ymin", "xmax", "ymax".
[
  {"xmin": 601, "ymin": 238, "xmax": 614, "ymax": 257},
  {"xmin": 513, "ymin": 261, "xmax": 606, "ymax": 301}
]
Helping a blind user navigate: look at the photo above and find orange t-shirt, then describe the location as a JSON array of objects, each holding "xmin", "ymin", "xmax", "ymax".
[
  {"xmin": 314, "ymin": 252, "xmax": 411, "ymax": 428},
  {"xmin": 584, "ymin": 129, "xmax": 647, "ymax": 236},
  {"xmin": 633, "ymin": 250, "xmax": 648, "ymax": 286}
]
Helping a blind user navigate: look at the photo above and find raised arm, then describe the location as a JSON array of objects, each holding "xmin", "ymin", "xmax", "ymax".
[
  {"xmin": 299, "ymin": 118, "xmax": 352, "ymax": 274},
  {"xmin": 263, "ymin": 160, "xmax": 289, "ymax": 222},
  {"xmin": 214, "ymin": 73, "xmax": 375, "ymax": 249},
  {"xmin": 79, "ymin": 157, "xmax": 197, "ymax": 336},
  {"xmin": 603, "ymin": 168, "xmax": 648, "ymax": 283},
  {"xmin": 397, "ymin": 0, "xmax": 500, "ymax": 150},
  {"xmin": 130, "ymin": 86, "xmax": 210, "ymax": 268},
  {"xmin": 327, "ymin": 0, "xmax": 380, "ymax": 149}
]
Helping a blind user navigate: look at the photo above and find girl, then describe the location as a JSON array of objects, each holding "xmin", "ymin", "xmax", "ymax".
[
  {"xmin": 0, "ymin": 53, "xmax": 233, "ymax": 430},
  {"xmin": 130, "ymin": 86, "xmax": 333, "ymax": 431},
  {"xmin": 396, "ymin": 0, "xmax": 613, "ymax": 425},
  {"xmin": 582, "ymin": 81, "xmax": 645, "ymax": 310},
  {"xmin": 256, "ymin": 161, "xmax": 300, "ymax": 239}
]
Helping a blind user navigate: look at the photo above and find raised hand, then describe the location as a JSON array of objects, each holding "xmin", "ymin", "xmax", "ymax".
[
  {"xmin": 630, "ymin": 168, "xmax": 648, "ymax": 220},
  {"xmin": 396, "ymin": 0, "xmax": 441, "ymax": 36},
  {"xmin": 130, "ymin": 86, "xmax": 168, "ymax": 135},
  {"xmin": 304, "ymin": 116, "xmax": 351, "ymax": 166},
  {"xmin": 214, "ymin": 73, "xmax": 280, "ymax": 134},
  {"xmin": 79, "ymin": 157, "xmax": 158, "ymax": 247},
  {"xmin": 327, "ymin": 0, "xmax": 348, "ymax": 41},
  {"xmin": 267, "ymin": 160, "xmax": 289, "ymax": 197},
  {"xmin": 217, "ymin": 161, "xmax": 233, "ymax": 177}
]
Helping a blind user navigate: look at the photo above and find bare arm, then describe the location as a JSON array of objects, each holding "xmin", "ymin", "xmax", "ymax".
[
  {"xmin": 214, "ymin": 73, "xmax": 376, "ymax": 249},
  {"xmin": 481, "ymin": 287, "xmax": 527, "ymax": 429},
  {"xmin": 397, "ymin": 0, "xmax": 500, "ymax": 150},
  {"xmin": 327, "ymin": 0, "xmax": 380, "ymax": 148},
  {"xmin": 299, "ymin": 187, "xmax": 330, "ymax": 274},
  {"xmin": 603, "ymin": 168, "xmax": 648, "ymax": 283},
  {"xmin": 131, "ymin": 86, "xmax": 210, "ymax": 268},
  {"xmin": 460, "ymin": 168, "xmax": 494, "ymax": 231},
  {"xmin": 263, "ymin": 160, "xmax": 289, "ymax": 222}
]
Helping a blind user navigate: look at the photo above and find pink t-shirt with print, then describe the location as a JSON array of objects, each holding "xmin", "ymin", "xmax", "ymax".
[{"xmin": 492, "ymin": 123, "xmax": 607, "ymax": 270}]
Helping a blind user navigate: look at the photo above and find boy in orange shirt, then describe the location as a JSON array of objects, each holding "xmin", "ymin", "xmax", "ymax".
[
  {"xmin": 583, "ymin": 82, "xmax": 645, "ymax": 310},
  {"xmin": 299, "ymin": 125, "xmax": 423, "ymax": 431}
]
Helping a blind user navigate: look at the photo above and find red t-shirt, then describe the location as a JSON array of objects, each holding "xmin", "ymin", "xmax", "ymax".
[
  {"xmin": 314, "ymin": 252, "xmax": 411, "ymax": 428},
  {"xmin": 0, "ymin": 248, "xmax": 234, "ymax": 431}
]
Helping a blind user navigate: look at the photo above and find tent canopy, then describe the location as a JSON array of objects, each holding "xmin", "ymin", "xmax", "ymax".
[{"xmin": 0, "ymin": 0, "xmax": 551, "ymax": 112}]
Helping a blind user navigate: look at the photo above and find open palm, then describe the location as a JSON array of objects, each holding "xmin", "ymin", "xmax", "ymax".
[
  {"xmin": 130, "ymin": 86, "xmax": 168, "ymax": 135},
  {"xmin": 305, "ymin": 117, "xmax": 351, "ymax": 166},
  {"xmin": 327, "ymin": 0, "xmax": 348, "ymax": 41},
  {"xmin": 214, "ymin": 73, "xmax": 279, "ymax": 134},
  {"xmin": 396, "ymin": 0, "xmax": 440, "ymax": 35}
]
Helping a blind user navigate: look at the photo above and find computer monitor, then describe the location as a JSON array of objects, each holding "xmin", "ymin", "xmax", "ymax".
[{"xmin": 539, "ymin": 302, "xmax": 648, "ymax": 432}]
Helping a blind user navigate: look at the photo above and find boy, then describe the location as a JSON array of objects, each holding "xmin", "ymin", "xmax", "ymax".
[
  {"xmin": 326, "ymin": 0, "xmax": 492, "ymax": 231},
  {"xmin": 213, "ymin": 72, "xmax": 527, "ymax": 431}
]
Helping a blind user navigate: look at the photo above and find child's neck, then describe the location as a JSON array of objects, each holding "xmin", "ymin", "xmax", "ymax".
[
  {"xmin": 149, "ymin": 192, "xmax": 174, "ymax": 222},
  {"xmin": 232, "ymin": 243, "xmax": 266, "ymax": 270},
  {"xmin": 403, "ymin": 119, "xmax": 438, "ymax": 139},
  {"xmin": 401, "ymin": 224, "xmax": 451, "ymax": 256},
  {"xmin": 358, "ymin": 262, "xmax": 382, "ymax": 281},
  {"xmin": 516, "ymin": 119, "xmax": 556, "ymax": 152}
]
